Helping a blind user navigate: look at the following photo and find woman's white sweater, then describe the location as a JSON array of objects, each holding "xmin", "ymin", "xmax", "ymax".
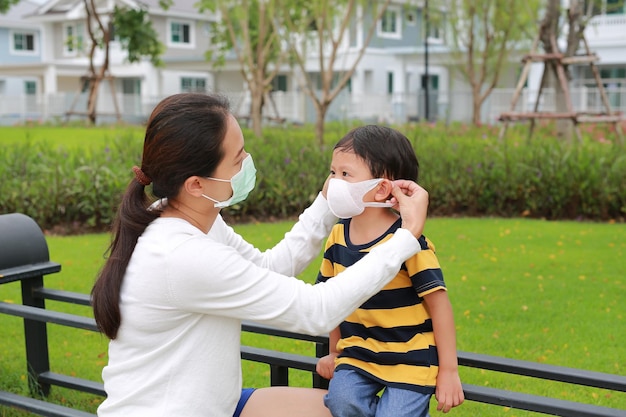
[{"xmin": 97, "ymin": 194, "xmax": 420, "ymax": 417}]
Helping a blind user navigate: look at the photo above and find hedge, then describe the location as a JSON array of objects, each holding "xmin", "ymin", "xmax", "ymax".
[{"xmin": 0, "ymin": 122, "xmax": 623, "ymax": 233}]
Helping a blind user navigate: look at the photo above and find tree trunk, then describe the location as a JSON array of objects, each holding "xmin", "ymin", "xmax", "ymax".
[
  {"xmin": 540, "ymin": 0, "xmax": 579, "ymax": 140},
  {"xmin": 250, "ymin": 88, "xmax": 264, "ymax": 138},
  {"xmin": 550, "ymin": 66, "xmax": 574, "ymax": 139},
  {"xmin": 314, "ymin": 104, "xmax": 328, "ymax": 148},
  {"xmin": 87, "ymin": 77, "xmax": 99, "ymax": 125},
  {"xmin": 472, "ymin": 93, "xmax": 482, "ymax": 126}
]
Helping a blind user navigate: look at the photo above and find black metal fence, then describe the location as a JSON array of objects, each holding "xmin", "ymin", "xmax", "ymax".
[{"xmin": 1, "ymin": 213, "xmax": 625, "ymax": 417}]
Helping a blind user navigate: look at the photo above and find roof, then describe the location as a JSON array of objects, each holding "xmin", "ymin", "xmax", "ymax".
[
  {"xmin": 0, "ymin": 0, "xmax": 42, "ymax": 24},
  {"xmin": 25, "ymin": 0, "xmax": 215, "ymax": 21}
]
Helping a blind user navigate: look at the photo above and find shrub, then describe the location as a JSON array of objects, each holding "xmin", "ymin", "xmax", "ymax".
[{"xmin": 0, "ymin": 123, "xmax": 623, "ymax": 232}]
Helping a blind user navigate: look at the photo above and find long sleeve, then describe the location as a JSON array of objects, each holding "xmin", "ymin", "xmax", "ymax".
[
  {"xmin": 211, "ymin": 192, "xmax": 337, "ymax": 277},
  {"xmin": 168, "ymin": 227, "xmax": 421, "ymax": 335}
]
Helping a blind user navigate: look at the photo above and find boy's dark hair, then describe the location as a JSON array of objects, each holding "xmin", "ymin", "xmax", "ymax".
[{"xmin": 334, "ymin": 125, "xmax": 419, "ymax": 181}]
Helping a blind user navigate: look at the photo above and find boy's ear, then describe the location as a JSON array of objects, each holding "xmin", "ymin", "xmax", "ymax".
[{"xmin": 374, "ymin": 179, "xmax": 394, "ymax": 202}]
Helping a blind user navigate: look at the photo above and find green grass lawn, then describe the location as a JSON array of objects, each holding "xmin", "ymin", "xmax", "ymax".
[
  {"xmin": 0, "ymin": 217, "xmax": 624, "ymax": 416},
  {"xmin": 0, "ymin": 125, "xmax": 144, "ymax": 152}
]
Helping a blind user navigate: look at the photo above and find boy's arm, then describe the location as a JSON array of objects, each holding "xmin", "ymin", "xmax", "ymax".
[
  {"xmin": 315, "ymin": 327, "xmax": 341, "ymax": 380},
  {"xmin": 423, "ymin": 289, "xmax": 465, "ymax": 413}
]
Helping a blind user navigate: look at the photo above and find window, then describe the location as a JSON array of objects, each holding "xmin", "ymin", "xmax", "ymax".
[
  {"xmin": 424, "ymin": 10, "xmax": 445, "ymax": 43},
  {"xmin": 10, "ymin": 31, "xmax": 37, "ymax": 54},
  {"xmin": 387, "ymin": 72, "xmax": 394, "ymax": 94},
  {"xmin": 122, "ymin": 78, "xmax": 141, "ymax": 95},
  {"xmin": 271, "ymin": 75, "xmax": 288, "ymax": 92},
  {"xmin": 169, "ymin": 21, "xmax": 193, "ymax": 46},
  {"xmin": 14, "ymin": 32, "xmax": 35, "ymax": 52},
  {"xmin": 181, "ymin": 77, "xmax": 206, "ymax": 93},
  {"xmin": 406, "ymin": 11, "xmax": 417, "ymax": 26},
  {"xmin": 606, "ymin": 0, "xmax": 625, "ymax": 14},
  {"xmin": 378, "ymin": 8, "xmax": 401, "ymax": 39},
  {"xmin": 64, "ymin": 23, "xmax": 85, "ymax": 56},
  {"xmin": 421, "ymin": 74, "xmax": 439, "ymax": 90},
  {"xmin": 583, "ymin": 0, "xmax": 624, "ymax": 15},
  {"xmin": 24, "ymin": 81, "xmax": 37, "ymax": 95}
]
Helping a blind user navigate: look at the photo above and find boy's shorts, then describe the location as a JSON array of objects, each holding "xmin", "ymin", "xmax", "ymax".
[{"xmin": 233, "ymin": 388, "xmax": 256, "ymax": 417}]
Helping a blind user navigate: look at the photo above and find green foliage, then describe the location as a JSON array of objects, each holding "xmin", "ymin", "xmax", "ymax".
[
  {"xmin": 0, "ymin": 0, "xmax": 19, "ymax": 14},
  {"xmin": 412, "ymin": 124, "xmax": 626, "ymax": 221},
  {"xmin": 0, "ymin": 124, "xmax": 624, "ymax": 233},
  {"xmin": 199, "ymin": 0, "xmax": 281, "ymax": 69},
  {"xmin": 113, "ymin": 6, "xmax": 164, "ymax": 66},
  {"xmin": 0, "ymin": 132, "xmax": 141, "ymax": 232}
]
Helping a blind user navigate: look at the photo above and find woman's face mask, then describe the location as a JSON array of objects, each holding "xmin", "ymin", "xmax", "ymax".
[
  {"xmin": 202, "ymin": 154, "xmax": 257, "ymax": 208},
  {"xmin": 326, "ymin": 178, "xmax": 393, "ymax": 219}
]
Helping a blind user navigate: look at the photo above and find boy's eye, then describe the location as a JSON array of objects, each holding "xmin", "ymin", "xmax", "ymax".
[{"xmin": 342, "ymin": 171, "xmax": 349, "ymax": 177}]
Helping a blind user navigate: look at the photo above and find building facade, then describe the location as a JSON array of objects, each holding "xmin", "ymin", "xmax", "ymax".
[{"xmin": 1, "ymin": 0, "xmax": 625, "ymax": 125}]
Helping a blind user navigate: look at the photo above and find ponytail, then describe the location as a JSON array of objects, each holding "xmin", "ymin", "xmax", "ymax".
[{"xmin": 91, "ymin": 180, "xmax": 158, "ymax": 339}]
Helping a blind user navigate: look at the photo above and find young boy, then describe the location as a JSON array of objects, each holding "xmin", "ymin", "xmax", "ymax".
[{"xmin": 316, "ymin": 125, "xmax": 464, "ymax": 417}]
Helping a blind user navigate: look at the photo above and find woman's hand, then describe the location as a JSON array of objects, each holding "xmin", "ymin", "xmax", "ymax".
[{"xmin": 389, "ymin": 180, "xmax": 429, "ymax": 238}]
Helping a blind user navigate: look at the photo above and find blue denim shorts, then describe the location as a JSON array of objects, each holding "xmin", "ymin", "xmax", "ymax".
[{"xmin": 233, "ymin": 388, "xmax": 256, "ymax": 417}]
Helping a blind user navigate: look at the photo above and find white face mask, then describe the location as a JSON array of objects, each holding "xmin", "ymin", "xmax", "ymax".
[{"xmin": 326, "ymin": 178, "xmax": 393, "ymax": 219}]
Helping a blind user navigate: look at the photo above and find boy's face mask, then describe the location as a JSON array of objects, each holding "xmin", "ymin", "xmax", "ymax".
[
  {"xmin": 202, "ymin": 154, "xmax": 257, "ymax": 208},
  {"xmin": 326, "ymin": 178, "xmax": 393, "ymax": 219}
]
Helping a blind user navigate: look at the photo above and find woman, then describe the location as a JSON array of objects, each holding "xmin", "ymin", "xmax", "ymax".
[{"xmin": 91, "ymin": 93, "xmax": 429, "ymax": 417}]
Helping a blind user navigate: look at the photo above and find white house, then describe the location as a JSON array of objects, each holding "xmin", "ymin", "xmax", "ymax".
[
  {"xmin": 1, "ymin": 0, "xmax": 625, "ymax": 125},
  {"xmin": 0, "ymin": 0, "xmax": 223, "ymax": 124}
]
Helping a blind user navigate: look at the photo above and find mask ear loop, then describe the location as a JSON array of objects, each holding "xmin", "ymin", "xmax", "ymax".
[
  {"xmin": 360, "ymin": 179, "xmax": 394, "ymax": 208},
  {"xmin": 203, "ymin": 176, "xmax": 234, "ymax": 208},
  {"xmin": 363, "ymin": 201, "xmax": 394, "ymax": 208}
]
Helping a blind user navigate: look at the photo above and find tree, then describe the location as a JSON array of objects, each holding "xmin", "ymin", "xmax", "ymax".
[
  {"xmin": 69, "ymin": 0, "xmax": 165, "ymax": 124},
  {"xmin": 448, "ymin": 0, "xmax": 541, "ymax": 126},
  {"xmin": 276, "ymin": 0, "xmax": 392, "ymax": 145},
  {"xmin": 199, "ymin": 0, "xmax": 289, "ymax": 138},
  {"xmin": 537, "ymin": 0, "xmax": 620, "ymax": 138},
  {"xmin": 0, "ymin": 0, "xmax": 18, "ymax": 13}
]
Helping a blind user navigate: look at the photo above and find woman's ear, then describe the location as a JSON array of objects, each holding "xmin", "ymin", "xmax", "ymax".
[
  {"xmin": 183, "ymin": 176, "xmax": 205, "ymax": 198},
  {"xmin": 374, "ymin": 179, "xmax": 394, "ymax": 202}
]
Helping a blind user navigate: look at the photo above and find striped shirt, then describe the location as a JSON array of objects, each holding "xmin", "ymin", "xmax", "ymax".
[{"xmin": 316, "ymin": 218, "xmax": 446, "ymax": 393}]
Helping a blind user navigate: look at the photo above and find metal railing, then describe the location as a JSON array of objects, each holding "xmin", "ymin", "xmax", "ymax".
[{"xmin": 1, "ymin": 86, "xmax": 623, "ymax": 127}]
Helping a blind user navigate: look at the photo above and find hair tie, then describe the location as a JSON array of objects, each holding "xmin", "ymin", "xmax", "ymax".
[{"xmin": 132, "ymin": 166, "xmax": 152, "ymax": 186}]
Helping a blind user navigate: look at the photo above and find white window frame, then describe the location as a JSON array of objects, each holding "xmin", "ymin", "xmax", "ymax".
[
  {"xmin": 9, "ymin": 30, "xmax": 38, "ymax": 55},
  {"xmin": 63, "ymin": 22, "xmax": 85, "ymax": 57},
  {"xmin": 24, "ymin": 80, "xmax": 37, "ymax": 95},
  {"xmin": 181, "ymin": 77, "xmax": 207, "ymax": 93},
  {"xmin": 377, "ymin": 6, "xmax": 402, "ymax": 40},
  {"xmin": 167, "ymin": 19, "xmax": 195, "ymax": 48}
]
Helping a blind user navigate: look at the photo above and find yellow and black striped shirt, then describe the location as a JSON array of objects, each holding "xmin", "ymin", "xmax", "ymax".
[{"xmin": 316, "ymin": 218, "xmax": 446, "ymax": 393}]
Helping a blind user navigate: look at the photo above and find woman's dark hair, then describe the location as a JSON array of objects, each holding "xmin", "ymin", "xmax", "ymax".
[
  {"xmin": 91, "ymin": 93, "xmax": 231, "ymax": 339},
  {"xmin": 334, "ymin": 125, "xmax": 419, "ymax": 181}
]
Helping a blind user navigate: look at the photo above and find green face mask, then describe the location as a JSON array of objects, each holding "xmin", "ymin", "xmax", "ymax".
[{"xmin": 202, "ymin": 154, "xmax": 257, "ymax": 208}]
